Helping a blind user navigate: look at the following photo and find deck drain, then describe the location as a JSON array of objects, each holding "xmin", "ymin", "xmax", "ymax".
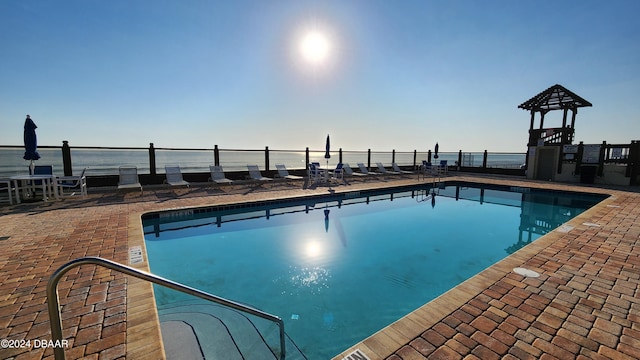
[{"xmin": 513, "ymin": 267, "xmax": 540, "ymax": 278}]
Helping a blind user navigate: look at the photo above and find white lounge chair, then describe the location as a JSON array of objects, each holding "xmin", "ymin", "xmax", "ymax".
[
  {"xmin": 342, "ymin": 163, "xmax": 367, "ymax": 180},
  {"xmin": 209, "ymin": 165, "xmax": 233, "ymax": 185},
  {"xmin": 275, "ymin": 164, "xmax": 304, "ymax": 181},
  {"xmin": 357, "ymin": 163, "xmax": 378, "ymax": 175},
  {"xmin": 332, "ymin": 163, "xmax": 344, "ymax": 183},
  {"xmin": 376, "ymin": 162, "xmax": 400, "ymax": 175},
  {"xmin": 165, "ymin": 165, "xmax": 190, "ymax": 188},
  {"xmin": 57, "ymin": 167, "xmax": 88, "ymax": 198},
  {"xmin": 118, "ymin": 166, "xmax": 142, "ymax": 193},
  {"xmin": 392, "ymin": 162, "xmax": 414, "ymax": 175},
  {"xmin": 247, "ymin": 165, "xmax": 273, "ymax": 184}
]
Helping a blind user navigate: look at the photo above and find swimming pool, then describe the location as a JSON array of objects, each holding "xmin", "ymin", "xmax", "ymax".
[{"xmin": 142, "ymin": 182, "xmax": 606, "ymax": 359}]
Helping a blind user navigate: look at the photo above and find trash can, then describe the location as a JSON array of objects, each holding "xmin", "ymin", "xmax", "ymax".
[{"xmin": 579, "ymin": 165, "xmax": 598, "ymax": 184}]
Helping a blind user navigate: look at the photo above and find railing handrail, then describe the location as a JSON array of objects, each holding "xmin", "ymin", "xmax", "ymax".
[{"xmin": 47, "ymin": 256, "xmax": 286, "ymax": 360}]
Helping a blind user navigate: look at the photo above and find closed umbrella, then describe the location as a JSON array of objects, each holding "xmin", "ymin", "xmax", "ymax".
[
  {"xmin": 23, "ymin": 115, "xmax": 40, "ymax": 173},
  {"xmin": 324, "ymin": 206, "xmax": 330, "ymax": 232},
  {"xmin": 324, "ymin": 134, "xmax": 332, "ymax": 190},
  {"xmin": 324, "ymin": 134, "xmax": 331, "ymax": 166},
  {"xmin": 433, "ymin": 142, "xmax": 439, "ymax": 159}
]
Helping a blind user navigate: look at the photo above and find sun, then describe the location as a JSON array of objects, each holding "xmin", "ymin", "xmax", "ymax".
[{"xmin": 299, "ymin": 30, "xmax": 331, "ymax": 65}]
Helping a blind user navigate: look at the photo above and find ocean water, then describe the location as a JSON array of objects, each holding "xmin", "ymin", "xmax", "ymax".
[{"xmin": 0, "ymin": 147, "xmax": 525, "ymax": 178}]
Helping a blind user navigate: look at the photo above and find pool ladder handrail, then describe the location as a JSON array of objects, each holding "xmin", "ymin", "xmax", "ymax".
[{"xmin": 46, "ymin": 256, "xmax": 286, "ymax": 360}]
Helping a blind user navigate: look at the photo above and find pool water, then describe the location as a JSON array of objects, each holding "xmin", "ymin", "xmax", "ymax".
[{"xmin": 143, "ymin": 183, "xmax": 605, "ymax": 359}]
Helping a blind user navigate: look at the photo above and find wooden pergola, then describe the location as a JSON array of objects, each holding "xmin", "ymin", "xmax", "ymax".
[{"xmin": 519, "ymin": 84, "xmax": 592, "ymax": 147}]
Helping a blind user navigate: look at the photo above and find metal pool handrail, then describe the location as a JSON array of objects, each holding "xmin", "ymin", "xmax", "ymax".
[{"xmin": 46, "ymin": 256, "xmax": 286, "ymax": 360}]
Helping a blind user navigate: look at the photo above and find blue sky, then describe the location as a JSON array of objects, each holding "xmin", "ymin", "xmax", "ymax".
[{"xmin": 1, "ymin": 0, "xmax": 638, "ymax": 153}]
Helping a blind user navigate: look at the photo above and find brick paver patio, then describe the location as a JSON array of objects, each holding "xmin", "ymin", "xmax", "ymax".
[{"xmin": 0, "ymin": 174, "xmax": 638, "ymax": 359}]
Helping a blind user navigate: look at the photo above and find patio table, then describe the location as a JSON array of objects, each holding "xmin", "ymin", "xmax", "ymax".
[{"xmin": 10, "ymin": 174, "xmax": 59, "ymax": 203}]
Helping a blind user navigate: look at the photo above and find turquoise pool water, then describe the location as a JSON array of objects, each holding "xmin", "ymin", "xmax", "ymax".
[{"xmin": 143, "ymin": 183, "xmax": 605, "ymax": 359}]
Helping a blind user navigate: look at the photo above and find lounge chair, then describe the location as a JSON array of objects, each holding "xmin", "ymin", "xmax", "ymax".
[
  {"xmin": 342, "ymin": 163, "xmax": 366, "ymax": 181},
  {"xmin": 392, "ymin": 162, "xmax": 414, "ymax": 175},
  {"xmin": 209, "ymin": 165, "xmax": 233, "ymax": 185},
  {"xmin": 247, "ymin": 165, "xmax": 273, "ymax": 184},
  {"xmin": 165, "ymin": 165, "xmax": 190, "ymax": 188},
  {"xmin": 118, "ymin": 166, "xmax": 142, "ymax": 193},
  {"xmin": 357, "ymin": 163, "xmax": 378, "ymax": 175},
  {"xmin": 57, "ymin": 167, "xmax": 88, "ymax": 198},
  {"xmin": 376, "ymin": 162, "xmax": 400, "ymax": 175},
  {"xmin": 275, "ymin": 164, "xmax": 304, "ymax": 182},
  {"xmin": 331, "ymin": 163, "xmax": 344, "ymax": 183}
]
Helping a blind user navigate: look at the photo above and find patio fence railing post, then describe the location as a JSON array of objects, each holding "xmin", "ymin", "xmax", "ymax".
[
  {"xmin": 628, "ymin": 140, "xmax": 640, "ymax": 186},
  {"xmin": 428, "ymin": 150, "xmax": 432, "ymax": 163},
  {"xmin": 62, "ymin": 140, "xmax": 72, "ymax": 176},
  {"xmin": 597, "ymin": 141, "xmax": 606, "ymax": 176},
  {"xmin": 413, "ymin": 150, "xmax": 417, "ymax": 169},
  {"xmin": 214, "ymin": 145, "xmax": 220, "ymax": 166},
  {"xmin": 305, "ymin": 147, "xmax": 310, "ymax": 170},
  {"xmin": 265, "ymin": 146, "xmax": 270, "ymax": 171},
  {"xmin": 575, "ymin": 141, "xmax": 584, "ymax": 175},
  {"xmin": 367, "ymin": 149, "xmax": 371, "ymax": 169},
  {"xmin": 482, "ymin": 150, "xmax": 488, "ymax": 169},
  {"xmin": 149, "ymin": 143, "xmax": 156, "ymax": 176},
  {"xmin": 458, "ymin": 150, "xmax": 463, "ymax": 170}
]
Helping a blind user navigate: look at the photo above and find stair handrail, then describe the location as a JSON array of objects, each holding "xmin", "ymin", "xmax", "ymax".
[{"xmin": 47, "ymin": 256, "xmax": 286, "ymax": 360}]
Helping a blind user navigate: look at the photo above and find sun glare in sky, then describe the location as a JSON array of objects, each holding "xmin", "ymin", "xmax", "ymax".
[
  {"xmin": 300, "ymin": 30, "xmax": 330, "ymax": 65},
  {"xmin": 292, "ymin": 21, "xmax": 337, "ymax": 76}
]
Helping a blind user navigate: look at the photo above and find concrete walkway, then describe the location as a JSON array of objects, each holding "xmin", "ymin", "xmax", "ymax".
[{"xmin": 0, "ymin": 174, "xmax": 638, "ymax": 359}]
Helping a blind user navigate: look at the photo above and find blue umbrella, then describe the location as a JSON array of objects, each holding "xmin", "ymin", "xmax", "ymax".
[
  {"xmin": 324, "ymin": 206, "xmax": 330, "ymax": 232},
  {"xmin": 324, "ymin": 134, "xmax": 331, "ymax": 179},
  {"xmin": 23, "ymin": 115, "xmax": 40, "ymax": 163},
  {"xmin": 324, "ymin": 134, "xmax": 331, "ymax": 160}
]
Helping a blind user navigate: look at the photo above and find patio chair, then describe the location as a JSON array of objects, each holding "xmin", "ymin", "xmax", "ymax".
[
  {"xmin": 308, "ymin": 162, "xmax": 323, "ymax": 185},
  {"xmin": 29, "ymin": 165, "xmax": 54, "ymax": 199},
  {"xmin": 342, "ymin": 163, "xmax": 366, "ymax": 180},
  {"xmin": 392, "ymin": 162, "xmax": 414, "ymax": 175},
  {"xmin": 331, "ymin": 163, "xmax": 344, "ymax": 183},
  {"xmin": 117, "ymin": 166, "xmax": 142, "ymax": 194},
  {"xmin": 57, "ymin": 167, "xmax": 88, "ymax": 198},
  {"xmin": 439, "ymin": 160, "xmax": 448, "ymax": 175},
  {"xmin": 209, "ymin": 165, "xmax": 233, "ymax": 185},
  {"xmin": 376, "ymin": 162, "xmax": 400, "ymax": 175},
  {"xmin": 0, "ymin": 179, "xmax": 14, "ymax": 205},
  {"xmin": 165, "ymin": 165, "xmax": 190, "ymax": 189},
  {"xmin": 247, "ymin": 165, "xmax": 273, "ymax": 184},
  {"xmin": 275, "ymin": 164, "xmax": 304, "ymax": 182},
  {"xmin": 357, "ymin": 163, "xmax": 378, "ymax": 175}
]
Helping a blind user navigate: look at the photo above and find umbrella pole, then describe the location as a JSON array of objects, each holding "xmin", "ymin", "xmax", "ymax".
[{"xmin": 327, "ymin": 160, "xmax": 331, "ymax": 190}]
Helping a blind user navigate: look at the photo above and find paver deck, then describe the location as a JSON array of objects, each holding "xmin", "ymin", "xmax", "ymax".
[{"xmin": 0, "ymin": 174, "xmax": 638, "ymax": 360}]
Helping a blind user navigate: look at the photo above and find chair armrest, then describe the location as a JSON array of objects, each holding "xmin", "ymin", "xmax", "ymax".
[{"xmin": 57, "ymin": 176, "xmax": 81, "ymax": 181}]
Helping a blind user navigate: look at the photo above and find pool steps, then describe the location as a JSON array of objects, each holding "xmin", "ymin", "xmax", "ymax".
[{"xmin": 159, "ymin": 304, "xmax": 307, "ymax": 360}]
